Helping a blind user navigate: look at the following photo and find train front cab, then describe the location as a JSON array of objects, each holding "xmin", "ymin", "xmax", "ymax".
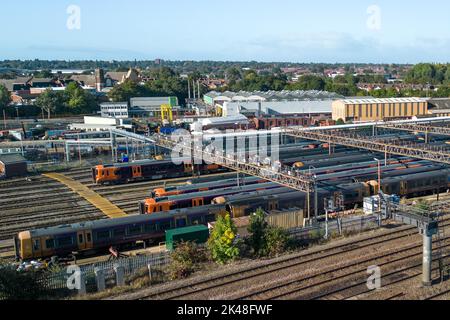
[
  {"xmin": 94, "ymin": 165, "xmax": 120, "ymax": 184},
  {"xmin": 17, "ymin": 230, "xmax": 94, "ymax": 260}
]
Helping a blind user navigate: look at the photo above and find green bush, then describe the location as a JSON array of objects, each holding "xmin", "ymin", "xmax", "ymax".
[
  {"xmin": 265, "ymin": 227, "xmax": 289, "ymax": 257},
  {"xmin": 0, "ymin": 260, "xmax": 47, "ymax": 300},
  {"xmin": 168, "ymin": 242, "xmax": 206, "ymax": 280},
  {"xmin": 247, "ymin": 209, "xmax": 289, "ymax": 258},
  {"xmin": 207, "ymin": 214, "xmax": 240, "ymax": 264}
]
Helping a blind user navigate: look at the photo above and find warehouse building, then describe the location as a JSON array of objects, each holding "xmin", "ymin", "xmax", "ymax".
[
  {"xmin": 428, "ymin": 98, "xmax": 450, "ymax": 117},
  {"xmin": 204, "ymin": 90, "xmax": 343, "ymax": 117},
  {"xmin": 0, "ymin": 154, "xmax": 27, "ymax": 178},
  {"xmin": 332, "ymin": 97, "xmax": 429, "ymax": 122},
  {"xmin": 130, "ymin": 97, "xmax": 178, "ymax": 117}
]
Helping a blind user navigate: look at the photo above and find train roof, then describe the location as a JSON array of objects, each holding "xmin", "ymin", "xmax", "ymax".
[
  {"xmin": 29, "ymin": 207, "xmax": 219, "ymax": 238},
  {"xmin": 153, "ymin": 182, "xmax": 280, "ymax": 202},
  {"xmin": 97, "ymin": 157, "xmax": 191, "ymax": 168},
  {"xmin": 380, "ymin": 168, "xmax": 449, "ymax": 183},
  {"xmin": 162, "ymin": 176, "xmax": 266, "ymax": 192}
]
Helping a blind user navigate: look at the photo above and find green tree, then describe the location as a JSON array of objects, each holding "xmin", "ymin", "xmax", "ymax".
[
  {"xmin": 0, "ymin": 84, "xmax": 11, "ymax": 110},
  {"xmin": 35, "ymin": 88, "xmax": 65, "ymax": 119},
  {"xmin": 247, "ymin": 208, "xmax": 269, "ymax": 257},
  {"xmin": 247, "ymin": 209, "xmax": 289, "ymax": 257},
  {"xmin": 107, "ymin": 79, "xmax": 144, "ymax": 102},
  {"xmin": 287, "ymin": 75, "xmax": 326, "ymax": 91},
  {"xmin": 207, "ymin": 214, "xmax": 240, "ymax": 264},
  {"xmin": 65, "ymin": 82, "xmax": 97, "ymax": 113}
]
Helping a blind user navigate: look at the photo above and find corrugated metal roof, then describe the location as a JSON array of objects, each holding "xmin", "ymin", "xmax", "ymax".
[
  {"xmin": 0, "ymin": 154, "xmax": 26, "ymax": 164},
  {"xmin": 205, "ymin": 90, "xmax": 343, "ymax": 102},
  {"xmin": 340, "ymin": 97, "xmax": 429, "ymax": 104}
]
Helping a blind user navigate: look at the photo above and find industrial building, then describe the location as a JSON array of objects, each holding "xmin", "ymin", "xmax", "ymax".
[
  {"xmin": 130, "ymin": 97, "xmax": 179, "ymax": 118},
  {"xmin": 332, "ymin": 97, "xmax": 429, "ymax": 122},
  {"xmin": 100, "ymin": 102, "xmax": 129, "ymax": 118},
  {"xmin": 190, "ymin": 115, "xmax": 250, "ymax": 132},
  {"xmin": 204, "ymin": 90, "xmax": 343, "ymax": 118},
  {"xmin": 0, "ymin": 154, "xmax": 27, "ymax": 178}
]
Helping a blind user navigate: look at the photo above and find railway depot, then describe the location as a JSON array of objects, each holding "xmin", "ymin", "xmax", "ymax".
[{"xmin": 2, "ymin": 112, "xmax": 450, "ymax": 301}]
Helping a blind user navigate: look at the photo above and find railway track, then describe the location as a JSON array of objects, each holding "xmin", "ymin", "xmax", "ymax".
[
  {"xmin": 252, "ymin": 247, "xmax": 450, "ymax": 300},
  {"xmin": 114, "ymin": 219, "xmax": 445, "ymax": 300},
  {"xmin": 425, "ymin": 288, "xmax": 450, "ymax": 300}
]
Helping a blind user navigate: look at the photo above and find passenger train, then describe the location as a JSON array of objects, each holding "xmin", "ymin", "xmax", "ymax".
[{"xmin": 16, "ymin": 167, "xmax": 450, "ymax": 260}]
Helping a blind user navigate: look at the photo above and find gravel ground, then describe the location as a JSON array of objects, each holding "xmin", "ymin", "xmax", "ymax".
[{"xmin": 109, "ymin": 221, "xmax": 446, "ymax": 300}]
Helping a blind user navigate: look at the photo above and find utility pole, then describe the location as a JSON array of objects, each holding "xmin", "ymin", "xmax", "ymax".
[{"xmin": 2, "ymin": 109, "xmax": 6, "ymax": 130}]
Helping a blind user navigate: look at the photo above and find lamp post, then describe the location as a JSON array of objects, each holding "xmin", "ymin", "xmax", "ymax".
[
  {"xmin": 309, "ymin": 165, "xmax": 318, "ymax": 223},
  {"xmin": 374, "ymin": 158, "xmax": 383, "ymax": 220},
  {"xmin": 374, "ymin": 158, "xmax": 382, "ymax": 194}
]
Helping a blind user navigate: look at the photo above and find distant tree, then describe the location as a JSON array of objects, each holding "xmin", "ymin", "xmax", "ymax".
[
  {"xmin": 287, "ymin": 75, "xmax": 326, "ymax": 91},
  {"xmin": 107, "ymin": 79, "xmax": 144, "ymax": 102},
  {"xmin": 335, "ymin": 118, "xmax": 345, "ymax": 125},
  {"xmin": 207, "ymin": 214, "xmax": 240, "ymax": 264},
  {"xmin": 33, "ymin": 70, "xmax": 53, "ymax": 79},
  {"xmin": 65, "ymin": 82, "xmax": 97, "ymax": 114},
  {"xmin": 35, "ymin": 88, "xmax": 65, "ymax": 119},
  {"xmin": 225, "ymin": 67, "xmax": 242, "ymax": 82},
  {"xmin": 0, "ymin": 84, "xmax": 11, "ymax": 109}
]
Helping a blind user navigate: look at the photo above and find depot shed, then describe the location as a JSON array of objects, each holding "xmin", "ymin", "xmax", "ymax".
[
  {"xmin": 165, "ymin": 225, "xmax": 210, "ymax": 251},
  {"xmin": 0, "ymin": 154, "xmax": 27, "ymax": 178}
]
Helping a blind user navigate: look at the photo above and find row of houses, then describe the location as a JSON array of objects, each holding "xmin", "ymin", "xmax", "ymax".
[{"xmin": 0, "ymin": 68, "xmax": 142, "ymax": 106}]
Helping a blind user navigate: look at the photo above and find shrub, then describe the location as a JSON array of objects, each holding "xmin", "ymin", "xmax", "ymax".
[
  {"xmin": 0, "ymin": 260, "xmax": 47, "ymax": 300},
  {"xmin": 265, "ymin": 227, "xmax": 289, "ymax": 257},
  {"xmin": 247, "ymin": 209, "xmax": 289, "ymax": 258},
  {"xmin": 168, "ymin": 242, "xmax": 206, "ymax": 280},
  {"xmin": 207, "ymin": 214, "xmax": 240, "ymax": 264}
]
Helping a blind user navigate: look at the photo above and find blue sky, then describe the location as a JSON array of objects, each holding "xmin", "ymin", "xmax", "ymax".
[{"xmin": 1, "ymin": 0, "xmax": 450, "ymax": 63}]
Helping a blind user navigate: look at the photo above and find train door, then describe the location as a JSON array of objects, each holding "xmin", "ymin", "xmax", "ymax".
[
  {"xmin": 32, "ymin": 238, "xmax": 43, "ymax": 258},
  {"xmin": 77, "ymin": 231, "xmax": 86, "ymax": 250},
  {"xmin": 192, "ymin": 198, "xmax": 204, "ymax": 207},
  {"xmin": 132, "ymin": 166, "xmax": 142, "ymax": 179},
  {"xmin": 400, "ymin": 181, "xmax": 407, "ymax": 196},
  {"xmin": 184, "ymin": 163, "xmax": 193, "ymax": 173},
  {"xmin": 268, "ymin": 200, "xmax": 278, "ymax": 211},
  {"xmin": 85, "ymin": 231, "xmax": 93, "ymax": 250}
]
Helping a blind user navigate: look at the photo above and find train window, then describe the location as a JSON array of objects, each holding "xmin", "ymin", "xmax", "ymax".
[
  {"xmin": 113, "ymin": 229, "xmax": 126, "ymax": 238},
  {"xmin": 33, "ymin": 239, "xmax": 40, "ymax": 251},
  {"xmin": 205, "ymin": 214, "xmax": 216, "ymax": 223},
  {"xmin": 87, "ymin": 233, "xmax": 92, "ymax": 242},
  {"xmin": 144, "ymin": 224, "xmax": 157, "ymax": 232},
  {"xmin": 97, "ymin": 230, "xmax": 111, "ymax": 240},
  {"xmin": 78, "ymin": 234, "xmax": 84, "ymax": 244},
  {"xmin": 158, "ymin": 221, "xmax": 172, "ymax": 230},
  {"xmin": 57, "ymin": 237, "xmax": 73, "ymax": 247},
  {"xmin": 46, "ymin": 239, "xmax": 55, "ymax": 249},
  {"xmin": 190, "ymin": 217, "xmax": 202, "ymax": 225},
  {"xmin": 128, "ymin": 225, "xmax": 142, "ymax": 235}
]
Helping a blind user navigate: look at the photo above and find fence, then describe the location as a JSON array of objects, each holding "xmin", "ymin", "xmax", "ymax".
[
  {"xmin": 38, "ymin": 251, "xmax": 171, "ymax": 293},
  {"xmin": 289, "ymin": 214, "xmax": 380, "ymax": 240}
]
